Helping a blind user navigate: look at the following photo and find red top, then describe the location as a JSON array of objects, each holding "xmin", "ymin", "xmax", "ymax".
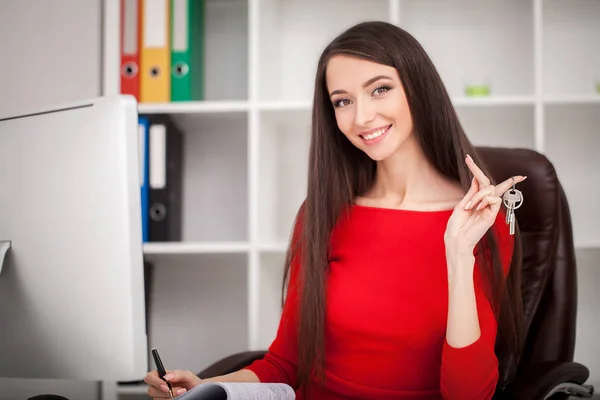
[{"xmin": 245, "ymin": 204, "xmax": 514, "ymax": 399}]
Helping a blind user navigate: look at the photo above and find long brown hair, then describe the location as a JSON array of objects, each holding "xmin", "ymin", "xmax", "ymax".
[{"xmin": 281, "ymin": 21, "xmax": 524, "ymax": 395}]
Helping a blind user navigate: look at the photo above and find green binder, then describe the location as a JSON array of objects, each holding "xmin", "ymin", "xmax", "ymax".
[{"xmin": 170, "ymin": 0, "xmax": 204, "ymax": 101}]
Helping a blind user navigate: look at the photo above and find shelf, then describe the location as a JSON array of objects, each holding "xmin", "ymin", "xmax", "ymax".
[
  {"xmin": 201, "ymin": 0, "xmax": 248, "ymax": 101},
  {"xmin": 146, "ymin": 253, "xmax": 249, "ymax": 375},
  {"xmin": 258, "ymin": 242, "xmax": 289, "ymax": 253},
  {"xmin": 258, "ymin": 109, "xmax": 311, "ymax": 244},
  {"xmin": 96, "ymin": 2, "xmax": 600, "ymax": 397},
  {"xmin": 545, "ymin": 103, "xmax": 600, "ymax": 249},
  {"xmin": 399, "ymin": 0, "xmax": 534, "ymax": 98},
  {"xmin": 257, "ymin": 101, "xmax": 312, "ymax": 111},
  {"xmin": 544, "ymin": 95, "xmax": 600, "ymax": 105},
  {"xmin": 154, "ymin": 113, "xmax": 248, "ymax": 242},
  {"xmin": 257, "ymin": 252, "xmax": 287, "ymax": 350},
  {"xmin": 143, "ymin": 241, "xmax": 250, "ymax": 255},
  {"xmin": 543, "ymin": 0, "xmax": 600, "ymax": 97},
  {"xmin": 452, "ymin": 96, "xmax": 536, "ymax": 107},
  {"xmin": 257, "ymin": 0, "xmax": 390, "ymax": 101},
  {"xmin": 138, "ymin": 101, "xmax": 249, "ymax": 114},
  {"xmin": 456, "ymin": 104, "xmax": 536, "ymax": 150}
]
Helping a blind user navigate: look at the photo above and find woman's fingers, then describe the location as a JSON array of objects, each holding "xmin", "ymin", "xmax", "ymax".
[
  {"xmin": 459, "ymin": 177, "xmax": 479, "ymax": 209},
  {"xmin": 495, "ymin": 175, "xmax": 527, "ymax": 197},
  {"xmin": 466, "ymin": 154, "xmax": 490, "ymax": 187},
  {"xmin": 465, "ymin": 185, "xmax": 496, "ymax": 210},
  {"xmin": 476, "ymin": 195, "xmax": 502, "ymax": 212},
  {"xmin": 148, "ymin": 383, "xmax": 187, "ymax": 398},
  {"xmin": 144, "ymin": 370, "xmax": 166, "ymax": 390},
  {"xmin": 147, "ymin": 384, "xmax": 173, "ymax": 399}
]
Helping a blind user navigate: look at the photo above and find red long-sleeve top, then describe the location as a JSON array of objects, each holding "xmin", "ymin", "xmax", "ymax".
[{"xmin": 245, "ymin": 204, "xmax": 513, "ymax": 399}]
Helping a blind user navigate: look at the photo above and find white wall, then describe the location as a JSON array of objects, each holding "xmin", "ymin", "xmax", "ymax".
[
  {"xmin": 0, "ymin": 0, "xmax": 102, "ymax": 399},
  {"xmin": 0, "ymin": 0, "xmax": 101, "ymax": 114}
]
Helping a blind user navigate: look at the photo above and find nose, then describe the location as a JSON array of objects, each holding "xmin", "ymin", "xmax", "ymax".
[{"xmin": 354, "ymin": 96, "xmax": 376, "ymax": 127}]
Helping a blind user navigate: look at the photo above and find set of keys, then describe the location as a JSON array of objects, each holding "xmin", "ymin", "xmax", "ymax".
[{"xmin": 502, "ymin": 183, "xmax": 524, "ymax": 235}]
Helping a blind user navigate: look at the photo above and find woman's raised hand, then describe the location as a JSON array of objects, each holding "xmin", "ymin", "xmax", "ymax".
[{"xmin": 444, "ymin": 154, "xmax": 526, "ymax": 254}]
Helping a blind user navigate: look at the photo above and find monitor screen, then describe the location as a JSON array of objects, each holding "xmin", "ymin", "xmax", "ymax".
[{"xmin": 0, "ymin": 95, "xmax": 148, "ymax": 381}]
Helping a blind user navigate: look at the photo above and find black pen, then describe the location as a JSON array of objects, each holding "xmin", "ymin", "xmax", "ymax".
[{"xmin": 152, "ymin": 348, "xmax": 174, "ymax": 399}]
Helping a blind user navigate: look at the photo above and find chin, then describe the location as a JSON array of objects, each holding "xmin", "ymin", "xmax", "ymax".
[
  {"xmin": 361, "ymin": 147, "xmax": 391, "ymax": 161},
  {"xmin": 360, "ymin": 135, "xmax": 405, "ymax": 162}
]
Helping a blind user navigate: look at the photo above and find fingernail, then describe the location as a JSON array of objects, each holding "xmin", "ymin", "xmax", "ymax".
[
  {"xmin": 177, "ymin": 388, "xmax": 187, "ymax": 395},
  {"xmin": 522, "ymin": 176, "xmax": 527, "ymax": 181},
  {"xmin": 464, "ymin": 200, "xmax": 472, "ymax": 210},
  {"xmin": 466, "ymin": 154, "xmax": 472, "ymax": 162},
  {"xmin": 160, "ymin": 384, "xmax": 169, "ymax": 392},
  {"xmin": 165, "ymin": 373, "xmax": 175, "ymax": 381},
  {"xmin": 476, "ymin": 202, "xmax": 483, "ymax": 211}
]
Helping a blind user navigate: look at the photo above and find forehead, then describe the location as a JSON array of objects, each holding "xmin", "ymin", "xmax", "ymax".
[{"xmin": 326, "ymin": 55, "xmax": 398, "ymax": 91}]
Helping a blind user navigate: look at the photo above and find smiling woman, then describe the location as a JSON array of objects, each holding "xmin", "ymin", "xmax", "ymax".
[
  {"xmin": 144, "ymin": 20, "xmax": 527, "ymax": 400},
  {"xmin": 327, "ymin": 66, "xmax": 412, "ymax": 159},
  {"xmin": 242, "ymin": 21, "xmax": 526, "ymax": 400}
]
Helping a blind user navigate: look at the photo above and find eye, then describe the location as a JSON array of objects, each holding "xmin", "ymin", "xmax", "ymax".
[
  {"xmin": 372, "ymin": 85, "xmax": 391, "ymax": 96},
  {"xmin": 333, "ymin": 98, "xmax": 352, "ymax": 108}
]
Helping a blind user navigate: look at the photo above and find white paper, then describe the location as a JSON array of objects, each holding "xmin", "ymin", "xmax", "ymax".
[{"xmin": 178, "ymin": 382, "xmax": 295, "ymax": 400}]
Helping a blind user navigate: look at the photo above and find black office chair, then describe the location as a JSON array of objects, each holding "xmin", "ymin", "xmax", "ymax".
[{"xmin": 195, "ymin": 147, "xmax": 595, "ymax": 400}]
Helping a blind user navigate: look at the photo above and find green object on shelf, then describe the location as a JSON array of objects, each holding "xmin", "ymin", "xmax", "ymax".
[
  {"xmin": 596, "ymin": 81, "xmax": 600, "ymax": 94},
  {"xmin": 465, "ymin": 85, "xmax": 491, "ymax": 97},
  {"xmin": 170, "ymin": 0, "xmax": 205, "ymax": 102}
]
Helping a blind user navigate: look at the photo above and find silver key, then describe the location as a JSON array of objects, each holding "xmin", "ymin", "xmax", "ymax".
[
  {"xmin": 503, "ymin": 185, "xmax": 523, "ymax": 235},
  {"xmin": 509, "ymin": 211, "xmax": 516, "ymax": 235}
]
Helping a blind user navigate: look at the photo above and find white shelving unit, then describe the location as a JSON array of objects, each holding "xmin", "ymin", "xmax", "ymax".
[{"xmin": 102, "ymin": 0, "xmax": 600, "ymax": 398}]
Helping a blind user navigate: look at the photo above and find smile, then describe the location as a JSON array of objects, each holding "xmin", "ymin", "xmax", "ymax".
[{"xmin": 359, "ymin": 124, "xmax": 391, "ymax": 144}]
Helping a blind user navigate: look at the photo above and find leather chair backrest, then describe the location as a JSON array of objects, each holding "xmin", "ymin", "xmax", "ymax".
[{"xmin": 477, "ymin": 147, "xmax": 577, "ymax": 389}]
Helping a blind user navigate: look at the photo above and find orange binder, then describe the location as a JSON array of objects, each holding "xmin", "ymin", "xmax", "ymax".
[
  {"xmin": 120, "ymin": 0, "xmax": 141, "ymax": 100},
  {"xmin": 140, "ymin": 0, "xmax": 171, "ymax": 103}
]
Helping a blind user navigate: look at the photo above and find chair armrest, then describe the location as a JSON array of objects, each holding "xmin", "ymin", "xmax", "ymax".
[
  {"xmin": 197, "ymin": 350, "xmax": 268, "ymax": 380},
  {"xmin": 504, "ymin": 361, "xmax": 593, "ymax": 400}
]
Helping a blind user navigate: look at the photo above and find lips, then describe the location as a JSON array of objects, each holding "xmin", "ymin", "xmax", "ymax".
[{"xmin": 359, "ymin": 124, "xmax": 392, "ymax": 144}]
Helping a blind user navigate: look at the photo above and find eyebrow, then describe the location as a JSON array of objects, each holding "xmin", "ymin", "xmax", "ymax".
[{"xmin": 329, "ymin": 75, "xmax": 393, "ymax": 98}]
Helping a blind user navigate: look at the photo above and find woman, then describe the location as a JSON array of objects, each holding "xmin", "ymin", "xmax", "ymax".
[{"xmin": 145, "ymin": 21, "xmax": 526, "ymax": 399}]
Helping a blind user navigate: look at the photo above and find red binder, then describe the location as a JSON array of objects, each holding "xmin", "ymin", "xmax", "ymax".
[{"xmin": 120, "ymin": 0, "xmax": 141, "ymax": 100}]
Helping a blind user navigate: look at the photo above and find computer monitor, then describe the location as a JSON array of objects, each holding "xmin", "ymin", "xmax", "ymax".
[{"xmin": 0, "ymin": 95, "xmax": 148, "ymax": 381}]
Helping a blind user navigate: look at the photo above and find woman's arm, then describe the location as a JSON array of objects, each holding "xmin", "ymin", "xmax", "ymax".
[
  {"xmin": 201, "ymin": 369, "xmax": 261, "ymax": 384},
  {"xmin": 440, "ymin": 212, "xmax": 514, "ymax": 400},
  {"xmin": 445, "ymin": 252, "xmax": 480, "ymax": 348},
  {"xmin": 439, "ymin": 249, "xmax": 502, "ymax": 400}
]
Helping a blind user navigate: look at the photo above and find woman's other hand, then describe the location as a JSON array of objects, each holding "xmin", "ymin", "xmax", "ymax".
[{"xmin": 144, "ymin": 368, "xmax": 202, "ymax": 398}]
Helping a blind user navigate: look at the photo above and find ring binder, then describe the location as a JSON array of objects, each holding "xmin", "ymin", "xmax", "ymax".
[{"xmin": 0, "ymin": 240, "xmax": 11, "ymax": 275}]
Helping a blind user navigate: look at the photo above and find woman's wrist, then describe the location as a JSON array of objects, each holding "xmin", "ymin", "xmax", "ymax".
[
  {"xmin": 445, "ymin": 243, "xmax": 475, "ymax": 264},
  {"xmin": 445, "ymin": 245, "xmax": 475, "ymax": 285}
]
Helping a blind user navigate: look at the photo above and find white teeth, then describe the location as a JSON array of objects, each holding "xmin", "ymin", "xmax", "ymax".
[{"xmin": 362, "ymin": 126, "xmax": 389, "ymax": 141}]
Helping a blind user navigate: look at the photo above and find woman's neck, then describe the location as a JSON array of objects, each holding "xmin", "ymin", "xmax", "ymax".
[{"xmin": 362, "ymin": 136, "xmax": 461, "ymax": 210}]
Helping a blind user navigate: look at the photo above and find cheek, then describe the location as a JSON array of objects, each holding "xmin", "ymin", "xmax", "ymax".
[
  {"xmin": 335, "ymin": 110, "xmax": 356, "ymax": 139},
  {"xmin": 386, "ymin": 98, "xmax": 413, "ymax": 135}
]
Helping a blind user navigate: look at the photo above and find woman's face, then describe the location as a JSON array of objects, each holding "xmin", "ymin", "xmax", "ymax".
[{"xmin": 326, "ymin": 55, "xmax": 414, "ymax": 162}]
